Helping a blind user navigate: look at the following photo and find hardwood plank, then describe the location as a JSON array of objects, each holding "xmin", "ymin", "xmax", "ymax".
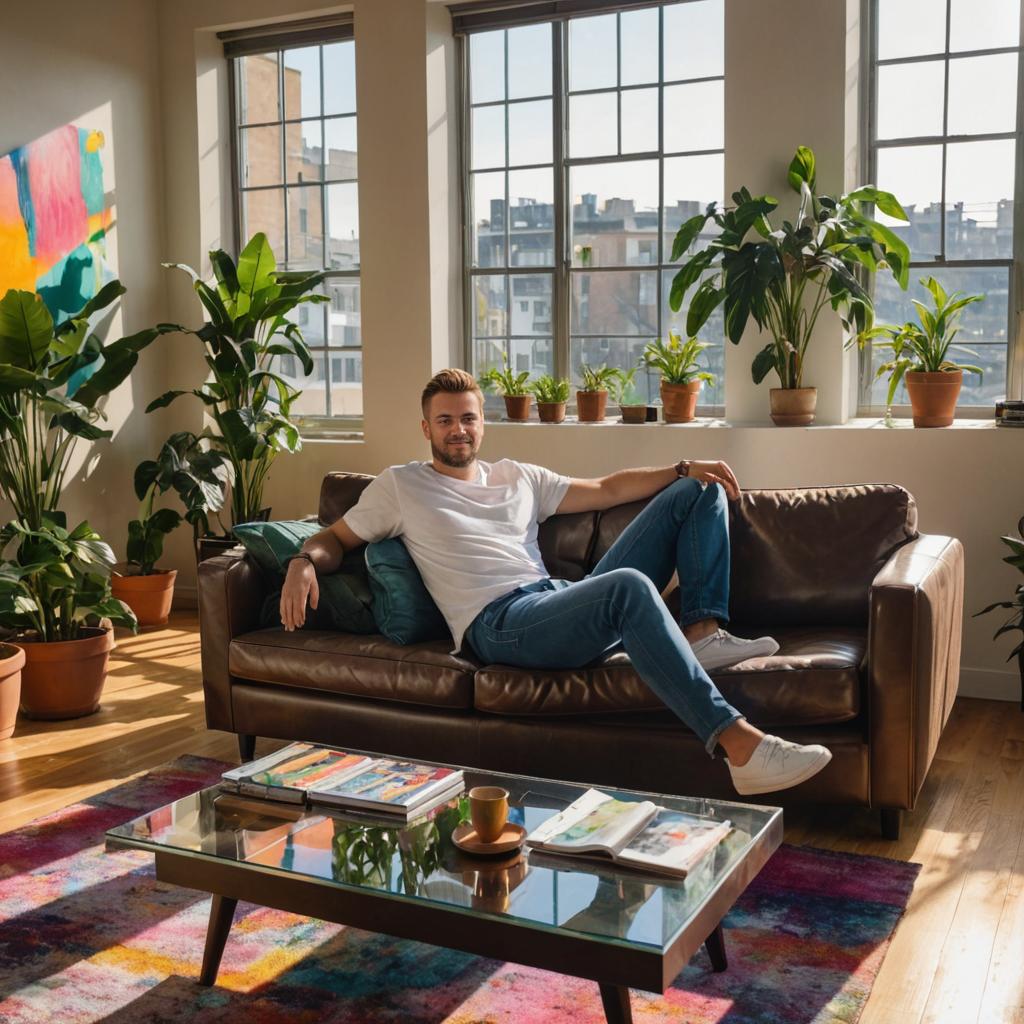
[{"xmin": 976, "ymin": 826, "xmax": 1024, "ymax": 1024}]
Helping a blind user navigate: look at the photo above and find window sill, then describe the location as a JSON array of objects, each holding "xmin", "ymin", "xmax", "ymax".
[{"xmin": 484, "ymin": 416, "xmax": 1002, "ymax": 430}]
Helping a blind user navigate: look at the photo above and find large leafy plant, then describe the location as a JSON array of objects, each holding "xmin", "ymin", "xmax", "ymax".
[
  {"xmin": 0, "ymin": 284, "xmax": 170, "ymax": 529},
  {"xmin": 151, "ymin": 233, "xmax": 328, "ymax": 526},
  {"xmin": 669, "ymin": 146, "xmax": 911, "ymax": 389},
  {"xmin": 975, "ymin": 520, "xmax": 1024, "ymax": 693},
  {"xmin": 852, "ymin": 276, "xmax": 984, "ymax": 405},
  {"xmin": 642, "ymin": 334, "xmax": 715, "ymax": 386},
  {"xmin": 0, "ymin": 519, "xmax": 137, "ymax": 641}
]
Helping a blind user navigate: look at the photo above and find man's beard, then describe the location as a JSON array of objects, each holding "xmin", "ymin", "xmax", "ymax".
[{"xmin": 432, "ymin": 438, "xmax": 478, "ymax": 468}]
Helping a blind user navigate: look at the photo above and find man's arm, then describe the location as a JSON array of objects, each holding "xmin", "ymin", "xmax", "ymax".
[
  {"xmin": 280, "ymin": 518, "xmax": 367, "ymax": 631},
  {"xmin": 556, "ymin": 461, "xmax": 741, "ymax": 515}
]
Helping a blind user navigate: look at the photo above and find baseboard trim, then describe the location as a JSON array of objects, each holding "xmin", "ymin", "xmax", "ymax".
[{"xmin": 957, "ymin": 666, "xmax": 1020, "ymax": 703}]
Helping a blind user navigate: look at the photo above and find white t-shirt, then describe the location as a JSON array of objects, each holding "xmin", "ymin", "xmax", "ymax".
[{"xmin": 343, "ymin": 459, "xmax": 571, "ymax": 654}]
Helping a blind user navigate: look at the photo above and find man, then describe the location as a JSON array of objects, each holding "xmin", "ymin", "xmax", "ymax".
[{"xmin": 281, "ymin": 369, "xmax": 832, "ymax": 795}]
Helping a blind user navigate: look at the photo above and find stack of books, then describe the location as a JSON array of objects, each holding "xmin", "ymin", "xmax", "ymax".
[
  {"xmin": 220, "ymin": 742, "xmax": 464, "ymax": 820},
  {"xmin": 995, "ymin": 401, "xmax": 1024, "ymax": 428}
]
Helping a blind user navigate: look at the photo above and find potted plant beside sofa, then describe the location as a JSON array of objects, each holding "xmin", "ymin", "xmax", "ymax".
[
  {"xmin": 0, "ymin": 642, "xmax": 25, "ymax": 739},
  {"xmin": 577, "ymin": 363, "xmax": 627, "ymax": 422},
  {"xmin": 479, "ymin": 357, "xmax": 533, "ymax": 421},
  {"xmin": 851, "ymin": 276, "xmax": 983, "ymax": 427},
  {"xmin": 528, "ymin": 375, "xmax": 570, "ymax": 423},
  {"xmin": 669, "ymin": 146, "xmax": 911, "ymax": 425},
  {"xmin": 641, "ymin": 335, "xmax": 715, "ymax": 423},
  {"xmin": 974, "ymin": 517, "xmax": 1024, "ymax": 710},
  {"xmin": 0, "ymin": 518, "xmax": 137, "ymax": 720}
]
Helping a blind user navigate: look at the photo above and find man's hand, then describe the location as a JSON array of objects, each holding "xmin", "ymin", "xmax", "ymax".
[
  {"xmin": 687, "ymin": 460, "xmax": 741, "ymax": 501},
  {"xmin": 280, "ymin": 560, "xmax": 319, "ymax": 631}
]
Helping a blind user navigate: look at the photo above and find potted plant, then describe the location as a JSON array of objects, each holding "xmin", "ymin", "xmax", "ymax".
[
  {"xmin": 113, "ymin": 434, "xmax": 233, "ymax": 626},
  {"xmin": 610, "ymin": 367, "xmax": 648, "ymax": 424},
  {"xmin": 0, "ymin": 642, "xmax": 25, "ymax": 739},
  {"xmin": 669, "ymin": 146, "xmax": 911, "ymax": 425},
  {"xmin": 151, "ymin": 233, "xmax": 327, "ymax": 552},
  {"xmin": 0, "ymin": 519, "xmax": 137, "ymax": 720},
  {"xmin": 577, "ymin": 363, "xmax": 627, "ymax": 423},
  {"xmin": 528, "ymin": 375, "xmax": 570, "ymax": 423},
  {"xmin": 641, "ymin": 335, "xmax": 715, "ymax": 423},
  {"xmin": 851, "ymin": 276, "xmax": 983, "ymax": 427},
  {"xmin": 975, "ymin": 518, "xmax": 1024, "ymax": 711},
  {"xmin": 479, "ymin": 356, "xmax": 532, "ymax": 421}
]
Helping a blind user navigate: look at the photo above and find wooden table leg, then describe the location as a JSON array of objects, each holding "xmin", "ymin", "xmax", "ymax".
[
  {"xmin": 598, "ymin": 983, "xmax": 633, "ymax": 1024},
  {"xmin": 199, "ymin": 894, "xmax": 238, "ymax": 986},
  {"xmin": 704, "ymin": 922, "xmax": 728, "ymax": 972}
]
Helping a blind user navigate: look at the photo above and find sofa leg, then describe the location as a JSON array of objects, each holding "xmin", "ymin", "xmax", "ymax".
[
  {"xmin": 880, "ymin": 808, "xmax": 902, "ymax": 840},
  {"xmin": 238, "ymin": 734, "xmax": 256, "ymax": 762}
]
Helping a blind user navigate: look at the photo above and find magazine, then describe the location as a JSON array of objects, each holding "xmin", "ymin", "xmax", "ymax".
[
  {"xmin": 309, "ymin": 759, "xmax": 464, "ymax": 817},
  {"xmin": 219, "ymin": 743, "xmax": 375, "ymax": 804},
  {"xmin": 525, "ymin": 788, "xmax": 731, "ymax": 878}
]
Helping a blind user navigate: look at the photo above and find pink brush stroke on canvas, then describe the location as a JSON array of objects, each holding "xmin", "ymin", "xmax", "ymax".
[{"xmin": 27, "ymin": 125, "xmax": 87, "ymax": 265}]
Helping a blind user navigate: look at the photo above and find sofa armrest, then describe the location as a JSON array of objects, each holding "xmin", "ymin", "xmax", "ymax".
[
  {"xmin": 868, "ymin": 533, "xmax": 964, "ymax": 810},
  {"xmin": 197, "ymin": 551, "xmax": 269, "ymax": 732}
]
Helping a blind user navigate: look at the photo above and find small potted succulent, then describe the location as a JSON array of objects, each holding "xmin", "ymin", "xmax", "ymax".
[
  {"xmin": 641, "ymin": 334, "xmax": 715, "ymax": 423},
  {"xmin": 975, "ymin": 517, "xmax": 1024, "ymax": 710},
  {"xmin": 479, "ymin": 356, "xmax": 532, "ymax": 421},
  {"xmin": 850, "ymin": 276, "xmax": 984, "ymax": 427},
  {"xmin": 577, "ymin": 363, "xmax": 627, "ymax": 423},
  {"xmin": 528, "ymin": 375, "xmax": 570, "ymax": 423},
  {"xmin": 612, "ymin": 368, "xmax": 648, "ymax": 424}
]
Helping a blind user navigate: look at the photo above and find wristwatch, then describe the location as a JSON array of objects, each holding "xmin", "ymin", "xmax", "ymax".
[
  {"xmin": 285, "ymin": 552, "xmax": 316, "ymax": 572},
  {"xmin": 674, "ymin": 459, "xmax": 692, "ymax": 478}
]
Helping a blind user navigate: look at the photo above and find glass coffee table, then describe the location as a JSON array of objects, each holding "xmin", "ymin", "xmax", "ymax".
[{"xmin": 106, "ymin": 755, "xmax": 782, "ymax": 1024}]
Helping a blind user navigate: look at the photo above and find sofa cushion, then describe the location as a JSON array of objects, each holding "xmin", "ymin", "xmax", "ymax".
[
  {"xmin": 365, "ymin": 537, "xmax": 451, "ymax": 645},
  {"xmin": 229, "ymin": 629, "xmax": 477, "ymax": 709},
  {"xmin": 471, "ymin": 625, "xmax": 865, "ymax": 727},
  {"xmin": 232, "ymin": 519, "xmax": 321, "ymax": 573}
]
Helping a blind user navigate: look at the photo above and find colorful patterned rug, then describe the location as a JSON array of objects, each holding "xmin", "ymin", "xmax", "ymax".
[{"xmin": 0, "ymin": 756, "xmax": 919, "ymax": 1024}]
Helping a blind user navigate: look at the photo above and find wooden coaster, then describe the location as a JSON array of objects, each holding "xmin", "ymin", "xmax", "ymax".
[{"xmin": 452, "ymin": 821, "xmax": 527, "ymax": 856}]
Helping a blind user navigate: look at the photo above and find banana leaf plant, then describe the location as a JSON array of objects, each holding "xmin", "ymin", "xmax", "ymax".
[
  {"xmin": 0, "ymin": 518, "xmax": 137, "ymax": 641},
  {"xmin": 668, "ymin": 146, "xmax": 912, "ymax": 389},
  {"xmin": 149, "ymin": 233, "xmax": 329, "ymax": 526},
  {"xmin": 127, "ymin": 432, "xmax": 234, "ymax": 575},
  {"xmin": 0, "ymin": 283, "xmax": 173, "ymax": 530},
  {"xmin": 974, "ymin": 520, "xmax": 1024, "ymax": 710}
]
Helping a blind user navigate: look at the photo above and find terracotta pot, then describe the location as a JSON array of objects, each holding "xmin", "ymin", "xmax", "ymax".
[
  {"xmin": 660, "ymin": 381, "xmax": 701, "ymax": 423},
  {"xmin": 112, "ymin": 568, "xmax": 178, "ymax": 627},
  {"xmin": 620, "ymin": 405, "xmax": 647, "ymax": 424},
  {"xmin": 503, "ymin": 394, "xmax": 532, "ymax": 421},
  {"xmin": 769, "ymin": 386, "xmax": 817, "ymax": 426},
  {"xmin": 905, "ymin": 370, "xmax": 962, "ymax": 427},
  {"xmin": 16, "ymin": 626, "xmax": 115, "ymax": 721},
  {"xmin": 0, "ymin": 643, "xmax": 26, "ymax": 740},
  {"xmin": 537, "ymin": 401, "xmax": 566, "ymax": 423},
  {"xmin": 576, "ymin": 390, "xmax": 608, "ymax": 422}
]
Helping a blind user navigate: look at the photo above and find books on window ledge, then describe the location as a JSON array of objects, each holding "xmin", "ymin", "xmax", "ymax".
[
  {"xmin": 525, "ymin": 788, "xmax": 731, "ymax": 878},
  {"xmin": 219, "ymin": 742, "xmax": 464, "ymax": 818}
]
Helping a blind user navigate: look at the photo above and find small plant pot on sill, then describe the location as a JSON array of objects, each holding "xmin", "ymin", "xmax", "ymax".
[
  {"xmin": 576, "ymin": 390, "xmax": 608, "ymax": 422},
  {"xmin": 16, "ymin": 626, "xmax": 115, "ymax": 721},
  {"xmin": 0, "ymin": 643, "xmax": 26, "ymax": 739},
  {"xmin": 770, "ymin": 386, "xmax": 817, "ymax": 426},
  {"xmin": 660, "ymin": 381, "xmax": 701, "ymax": 424},
  {"xmin": 905, "ymin": 370, "xmax": 962, "ymax": 427},
  {"xmin": 537, "ymin": 401, "xmax": 566, "ymax": 423},
  {"xmin": 111, "ymin": 567, "xmax": 178, "ymax": 627},
  {"xmin": 620, "ymin": 405, "xmax": 648, "ymax": 424},
  {"xmin": 503, "ymin": 395, "xmax": 532, "ymax": 421}
]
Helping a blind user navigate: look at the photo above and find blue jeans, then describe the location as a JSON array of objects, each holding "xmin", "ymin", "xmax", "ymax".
[{"xmin": 465, "ymin": 477, "xmax": 743, "ymax": 755}]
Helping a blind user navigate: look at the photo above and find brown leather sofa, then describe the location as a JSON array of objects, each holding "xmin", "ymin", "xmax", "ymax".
[{"xmin": 198, "ymin": 472, "xmax": 964, "ymax": 839}]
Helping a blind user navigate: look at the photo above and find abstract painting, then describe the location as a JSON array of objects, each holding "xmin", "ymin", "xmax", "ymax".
[{"xmin": 0, "ymin": 122, "xmax": 115, "ymax": 320}]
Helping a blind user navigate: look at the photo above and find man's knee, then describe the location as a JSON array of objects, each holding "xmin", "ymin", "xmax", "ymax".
[{"xmin": 600, "ymin": 567, "xmax": 660, "ymax": 607}]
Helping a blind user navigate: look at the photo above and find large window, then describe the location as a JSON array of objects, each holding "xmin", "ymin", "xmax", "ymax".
[
  {"xmin": 866, "ymin": 0, "xmax": 1023, "ymax": 411},
  {"xmin": 229, "ymin": 27, "xmax": 361, "ymax": 423},
  {"xmin": 462, "ymin": 1, "xmax": 726, "ymax": 413}
]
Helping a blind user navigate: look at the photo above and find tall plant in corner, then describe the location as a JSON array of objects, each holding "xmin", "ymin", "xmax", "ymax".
[
  {"xmin": 151, "ymin": 233, "xmax": 328, "ymax": 526},
  {"xmin": 669, "ymin": 146, "xmax": 912, "ymax": 425}
]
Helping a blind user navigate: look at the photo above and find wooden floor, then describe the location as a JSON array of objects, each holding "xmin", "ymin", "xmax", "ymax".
[{"xmin": 1, "ymin": 611, "xmax": 1022, "ymax": 1024}]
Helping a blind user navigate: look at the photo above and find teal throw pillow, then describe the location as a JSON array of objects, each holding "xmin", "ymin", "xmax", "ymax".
[
  {"xmin": 365, "ymin": 537, "xmax": 451, "ymax": 645},
  {"xmin": 233, "ymin": 519, "xmax": 376, "ymax": 634}
]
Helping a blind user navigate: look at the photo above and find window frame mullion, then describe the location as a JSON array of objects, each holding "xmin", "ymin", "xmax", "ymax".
[{"xmin": 553, "ymin": 19, "xmax": 570, "ymax": 380}]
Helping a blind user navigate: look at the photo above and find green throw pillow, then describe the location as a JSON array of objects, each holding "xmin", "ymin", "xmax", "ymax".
[
  {"xmin": 232, "ymin": 519, "xmax": 376, "ymax": 634},
  {"xmin": 365, "ymin": 537, "xmax": 451, "ymax": 645}
]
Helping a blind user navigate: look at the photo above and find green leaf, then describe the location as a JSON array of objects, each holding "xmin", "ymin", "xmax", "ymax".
[
  {"xmin": 0, "ymin": 289, "xmax": 54, "ymax": 370},
  {"xmin": 53, "ymin": 412, "xmax": 111, "ymax": 441},
  {"xmin": 721, "ymin": 246, "xmax": 759, "ymax": 344},
  {"xmin": 670, "ymin": 212, "xmax": 712, "ymax": 262},
  {"xmin": 237, "ymin": 233, "xmax": 277, "ymax": 307},
  {"xmin": 751, "ymin": 343, "xmax": 777, "ymax": 385},
  {"xmin": 846, "ymin": 186, "xmax": 909, "ymax": 221},
  {"xmin": 64, "ymin": 279, "xmax": 126, "ymax": 327},
  {"xmin": 145, "ymin": 390, "xmax": 186, "ymax": 412},
  {"xmin": 686, "ymin": 279, "xmax": 725, "ymax": 337},
  {"xmin": 787, "ymin": 146, "xmax": 816, "ymax": 192},
  {"xmin": 669, "ymin": 251, "xmax": 714, "ymax": 312}
]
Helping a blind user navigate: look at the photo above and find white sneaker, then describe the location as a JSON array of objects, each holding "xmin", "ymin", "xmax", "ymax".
[
  {"xmin": 690, "ymin": 629, "xmax": 780, "ymax": 671},
  {"xmin": 726, "ymin": 735, "xmax": 833, "ymax": 795}
]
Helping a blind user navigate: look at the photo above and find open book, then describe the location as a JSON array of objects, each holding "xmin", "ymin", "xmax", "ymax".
[
  {"xmin": 220, "ymin": 742, "xmax": 464, "ymax": 817},
  {"xmin": 526, "ymin": 788, "xmax": 731, "ymax": 878}
]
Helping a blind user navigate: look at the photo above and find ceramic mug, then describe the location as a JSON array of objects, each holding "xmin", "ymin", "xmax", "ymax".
[{"xmin": 469, "ymin": 786, "xmax": 509, "ymax": 843}]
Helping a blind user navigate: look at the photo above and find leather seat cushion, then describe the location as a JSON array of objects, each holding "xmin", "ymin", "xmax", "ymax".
[
  {"xmin": 471, "ymin": 625, "xmax": 865, "ymax": 727},
  {"xmin": 229, "ymin": 629, "xmax": 478, "ymax": 709}
]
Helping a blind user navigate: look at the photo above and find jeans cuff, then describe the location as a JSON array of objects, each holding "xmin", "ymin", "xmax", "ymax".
[
  {"xmin": 704, "ymin": 712, "xmax": 744, "ymax": 757},
  {"xmin": 680, "ymin": 608, "xmax": 730, "ymax": 628}
]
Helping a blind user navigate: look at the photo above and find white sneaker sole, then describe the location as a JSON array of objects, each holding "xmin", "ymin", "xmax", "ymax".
[
  {"xmin": 731, "ymin": 748, "xmax": 833, "ymax": 796},
  {"xmin": 696, "ymin": 637, "xmax": 781, "ymax": 672}
]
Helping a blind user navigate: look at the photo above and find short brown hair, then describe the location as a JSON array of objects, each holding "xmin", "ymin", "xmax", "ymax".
[{"xmin": 421, "ymin": 368, "xmax": 484, "ymax": 415}]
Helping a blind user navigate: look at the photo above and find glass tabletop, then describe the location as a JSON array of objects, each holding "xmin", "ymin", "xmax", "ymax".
[{"xmin": 106, "ymin": 758, "xmax": 781, "ymax": 955}]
